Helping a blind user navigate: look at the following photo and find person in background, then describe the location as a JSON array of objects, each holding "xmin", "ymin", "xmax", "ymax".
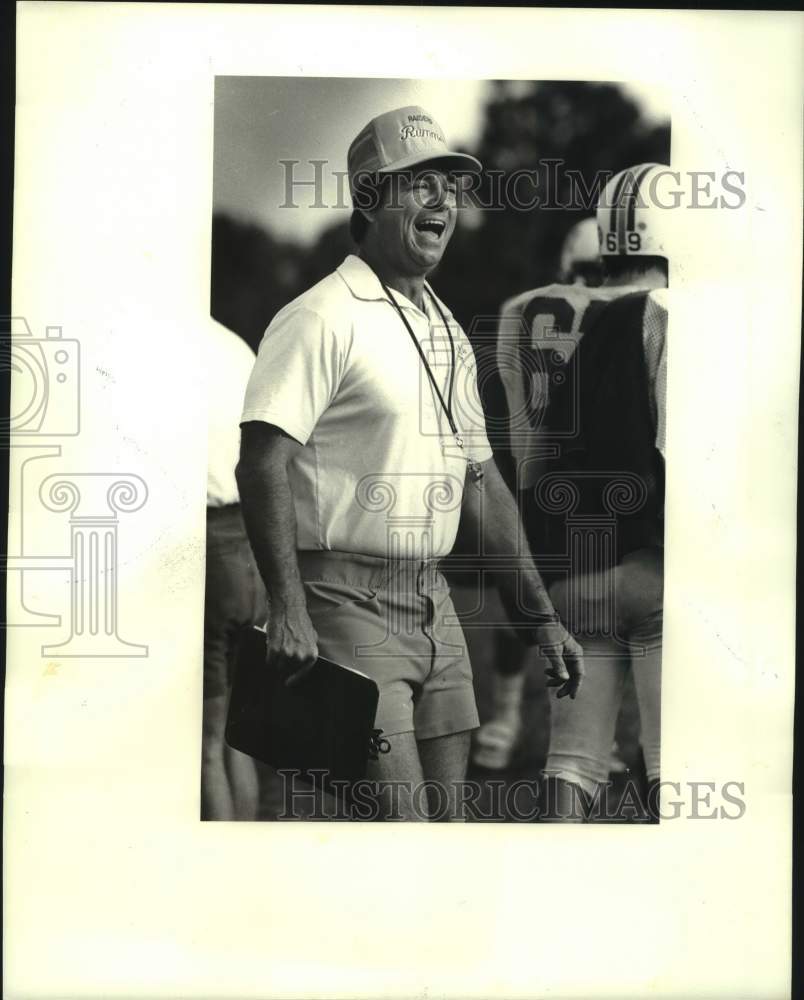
[
  {"xmin": 202, "ymin": 317, "xmax": 267, "ymax": 821},
  {"xmin": 478, "ymin": 168, "xmax": 668, "ymax": 822},
  {"xmin": 473, "ymin": 213, "xmax": 603, "ymax": 771},
  {"xmin": 557, "ymin": 216, "xmax": 605, "ymax": 287}
]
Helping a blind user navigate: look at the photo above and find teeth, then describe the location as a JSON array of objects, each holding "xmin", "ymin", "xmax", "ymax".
[{"xmin": 418, "ymin": 219, "xmax": 445, "ymax": 236}]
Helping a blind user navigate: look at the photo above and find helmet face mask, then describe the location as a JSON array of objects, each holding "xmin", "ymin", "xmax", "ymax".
[{"xmin": 596, "ymin": 163, "xmax": 670, "ymax": 258}]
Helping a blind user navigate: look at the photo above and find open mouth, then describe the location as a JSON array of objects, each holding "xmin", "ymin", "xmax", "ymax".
[{"xmin": 415, "ymin": 217, "xmax": 447, "ymax": 239}]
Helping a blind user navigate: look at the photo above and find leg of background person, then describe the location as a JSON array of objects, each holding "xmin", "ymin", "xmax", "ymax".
[
  {"xmin": 365, "ymin": 730, "xmax": 428, "ymax": 822},
  {"xmin": 417, "ymin": 729, "xmax": 473, "ymax": 821},
  {"xmin": 244, "ymin": 552, "xmax": 274, "ymax": 820},
  {"xmin": 628, "ymin": 610, "xmax": 662, "ymax": 822},
  {"xmin": 472, "ymin": 618, "xmax": 535, "ymax": 770},
  {"xmin": 542, "ymin": 635, "xmax": 628, "ymax": 821},
  {"xmin": 224, "ymin": 743, "xmax": 260, "ymax": 820},
  {"xmin": 201, "ymin": 693, "xmax": 235, "ymax": 821},
  {"xmin": 218, "ymin": 558, "xmax": 267, "ymax": 822},
  {"xmin": 203, "ymin": 509, "xmax": 260, "ymax": 821}
]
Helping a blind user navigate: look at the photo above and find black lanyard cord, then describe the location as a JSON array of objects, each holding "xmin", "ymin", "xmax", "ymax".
[{"xmin": 380, "ymin": 279, "xmax": 459, "ymax": 439}]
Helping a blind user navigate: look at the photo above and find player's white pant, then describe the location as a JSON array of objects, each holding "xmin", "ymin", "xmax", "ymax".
[{"xmin": 543, "ymin": 609, "xmax": 661, "ymax": 797}]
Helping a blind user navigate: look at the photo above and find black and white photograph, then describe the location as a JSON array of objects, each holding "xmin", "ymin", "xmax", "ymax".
[
  {"xmin": 3, "ymin": 5, "xmax": 799, "ymax": 999},
  {"xmin": 207, "ymin": 77, "xmax": 674, "ymax": 823}
]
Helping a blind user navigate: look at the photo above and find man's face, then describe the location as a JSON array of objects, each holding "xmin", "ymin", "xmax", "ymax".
[{"xmin": 371, "ymin": 167, "xmax": 459, "ymax": 275}]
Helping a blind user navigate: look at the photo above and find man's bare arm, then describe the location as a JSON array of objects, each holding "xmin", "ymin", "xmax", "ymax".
[
  {"xmin": 461, "ymin": 456, "xmax": 584, "ymax": 699},
  {"xmin": 236, "ymin": 421, "xmax": 318, "ymax": 685}
]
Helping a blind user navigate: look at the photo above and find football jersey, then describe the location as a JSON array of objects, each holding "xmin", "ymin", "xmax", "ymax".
[{"xmin": 496, "ymin": 282, "xmax": 667, "ymax": 489}]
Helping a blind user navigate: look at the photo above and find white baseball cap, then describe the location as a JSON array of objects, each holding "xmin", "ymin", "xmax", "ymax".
[{"xmin": 347, "ymin": 105, "xmax": 482, "ymax": 198}]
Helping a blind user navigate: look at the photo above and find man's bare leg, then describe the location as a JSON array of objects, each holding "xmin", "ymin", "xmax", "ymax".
[
  {"xmin": 364, "ymin": 731, "xmax": 427, "ymax": 821},
  {"xmin": 417, "ymin": 730, "xmax": 472, "ymax": 821}
]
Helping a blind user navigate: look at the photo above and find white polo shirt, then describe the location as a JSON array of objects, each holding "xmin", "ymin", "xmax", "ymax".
[
  {"xmin": 207, "ymin": 318, "xmax": 257, "ymax": 507},
  {"xmin": 242, "ymin": 254, "xmax": 492, "ymax": 558}
]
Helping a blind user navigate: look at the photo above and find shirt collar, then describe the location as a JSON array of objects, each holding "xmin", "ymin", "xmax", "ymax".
[{"xmin": 335, "ymin": 254, "xmax": 453, "ymax": 323}]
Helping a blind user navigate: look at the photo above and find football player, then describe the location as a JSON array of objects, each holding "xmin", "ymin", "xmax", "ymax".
[{"xmin": 474, "ymin": 166, "xmax": 668, "ymax": 823}]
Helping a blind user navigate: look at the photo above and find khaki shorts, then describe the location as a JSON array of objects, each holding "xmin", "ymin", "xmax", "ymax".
[{"xmin": 298, "ymin": 550, "xmax": 479, "ymax": 740}]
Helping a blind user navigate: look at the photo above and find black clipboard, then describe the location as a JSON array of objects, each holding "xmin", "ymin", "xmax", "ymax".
[{"xmin": 225, "ymin": 625, "xmax": 386, "ymax": 793}]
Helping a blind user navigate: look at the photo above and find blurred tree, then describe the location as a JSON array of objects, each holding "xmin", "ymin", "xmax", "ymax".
[
  {"xmin": 431, "ymin": 80, "xmax": 670, "ymax": 330},
  {"xmin": 211, "ymin": 213, "xmax": 353, "ymax": 349},
  {"xmin": 296, "ymin": 218, "xmax": 354, "ymax": 291},
  {"xmin": 210, "ymin": 214, "xmax": 306, "ymax": 352}
]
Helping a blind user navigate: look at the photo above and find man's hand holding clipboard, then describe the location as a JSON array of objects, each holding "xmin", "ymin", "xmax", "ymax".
[
  {"xmin": 264, "ymin": 597, "xmax": 320, "ymax": 688},
  {"xmin": 225, "ymin": 624, "xmax": 388, "ymax": 796}
]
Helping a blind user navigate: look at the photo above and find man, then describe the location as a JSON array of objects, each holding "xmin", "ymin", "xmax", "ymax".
[
  {"xmin": 202, "ymin": 317, "xmax": 267, "ymax": 821},
  {"xmin": 480, "ymin": 164, "xmax": 668, "ymax": 820},
  {"xmin": 236, "ymin": 106, "xmax": 583, "ymax": 821}
]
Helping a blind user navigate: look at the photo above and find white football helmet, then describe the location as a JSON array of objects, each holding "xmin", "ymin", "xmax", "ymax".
[
  {"xmin": 558, "ymin": 217, "xmax": 601, "ymax": 283},
  {"xmin": 596, "ymin": 163, "xmax": 671, "ymax": 257}
]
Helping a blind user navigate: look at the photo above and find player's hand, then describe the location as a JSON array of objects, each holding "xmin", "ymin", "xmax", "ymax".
[
  {"xmin": 529, "ymin": 620, "xmax": 584, "ymax": 700},
  {"xmin": 265, "ymin": 601, "xmax": 319, "ymax": 688}
]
